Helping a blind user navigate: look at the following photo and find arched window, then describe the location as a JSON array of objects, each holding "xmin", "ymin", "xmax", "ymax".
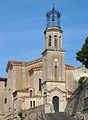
[
  {"xmin": 30, "ymin": 101, "xmax": 32, "ymax": 108},
  {"xmin": 59, "ymin": 36, "xmax": 61, "ymax": 48},
  {"xmin": 54, "ymin": 65, "xmax": 57, "ymax": 79},
  {"xmin": 33, "ymin": 101, "xmax": 35, "ymax": 107},
  {"xmin": 29, "ymin": 90, "xmax": 33, "ymax": 97},
  {"xmin": 54, "ymin": 35, "xmax": 58, "ymax": 47},
  {"xmin": 30, "ymin": 101, "xmax": 35, "ymax": 108},
  {"xmin": 48, "ymin": 35, "xmax": 52, "ymax": 46},
  {"xmin": 4, "ymin": 98, "xmax": 7, "ymax": 104}
]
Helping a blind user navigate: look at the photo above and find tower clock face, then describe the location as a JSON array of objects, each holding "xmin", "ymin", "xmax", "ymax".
[{"xmin": 54, "ymin": 58, "xmax": 58, "ymax": 63}]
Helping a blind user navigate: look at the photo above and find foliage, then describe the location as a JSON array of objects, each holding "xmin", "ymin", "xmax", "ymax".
[
  {"xmin": 78, "ymin": 76, "xmax": 87, "ymax": 85},
  {"xmin": 18, "ymin": 111, "xmax": 24, "ymax": 120},
  {"xmin": 76, "ymin": 37, "xmax": 88, "ymax": 68}
]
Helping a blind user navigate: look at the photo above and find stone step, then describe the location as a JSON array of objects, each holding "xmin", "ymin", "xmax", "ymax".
[{"xmin": 46, "ymin": 112, "xmax": 75, "ymax": 120}]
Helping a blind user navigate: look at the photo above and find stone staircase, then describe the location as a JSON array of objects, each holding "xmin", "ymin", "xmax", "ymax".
[
  {"xmin": 45, "ymin": 112, "xmax": 75, "ymax": 120},
  {"xmin": 19, "ymin": 105, "xmax": 75, "ymax": 120}
]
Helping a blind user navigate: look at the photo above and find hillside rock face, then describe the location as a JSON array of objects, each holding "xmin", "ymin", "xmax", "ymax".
[{"xmin": 65, "ymin": 79, "xmax": 88, "ymax": 120}]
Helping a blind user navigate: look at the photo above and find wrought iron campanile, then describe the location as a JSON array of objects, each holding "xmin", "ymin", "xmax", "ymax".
[{"xmin": 46, "ymin": 6, "xmax": 61, "ymax": 28}]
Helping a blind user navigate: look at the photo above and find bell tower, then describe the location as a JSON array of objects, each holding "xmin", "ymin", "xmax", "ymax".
[
  {"xmin": 42, "ymin": 6, "xmax": 65, "ymax": 83},
  {"xmin": 44, "ymin": 5, "xmax": 63, "ymax": 51},
  {"xmin": 42, "ymin": 6, "xmax": 66, "ymax": 113}
]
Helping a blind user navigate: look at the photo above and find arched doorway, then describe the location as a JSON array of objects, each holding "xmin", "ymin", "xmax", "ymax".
[{"xmin": 52, "ymin": 96, "xmax": 59, "ymax": 112}]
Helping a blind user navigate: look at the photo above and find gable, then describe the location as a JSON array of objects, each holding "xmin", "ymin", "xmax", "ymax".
[{"xmin": 48, "ymin": 87, "xmax": 65, "ymax": 94}]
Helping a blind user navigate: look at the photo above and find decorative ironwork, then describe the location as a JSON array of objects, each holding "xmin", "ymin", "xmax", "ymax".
[{"xmin": 46, "ymin": 5, "xmax": 61, "ymax": 28}]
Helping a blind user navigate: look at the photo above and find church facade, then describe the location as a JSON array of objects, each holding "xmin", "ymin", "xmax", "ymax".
[{"xmin": 3, "ymin": 7, "xmax": 76, "ymax": 120}]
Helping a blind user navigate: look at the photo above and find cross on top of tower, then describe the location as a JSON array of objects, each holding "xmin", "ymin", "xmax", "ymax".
[{"xmin": 46, "ymin": 5, "xmax": 61, "ymax": 28}]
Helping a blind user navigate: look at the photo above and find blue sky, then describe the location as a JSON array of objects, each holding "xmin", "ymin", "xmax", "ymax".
[{"xmin": 0, "ymin": 0, "xmax": 88, "ymax": 77}]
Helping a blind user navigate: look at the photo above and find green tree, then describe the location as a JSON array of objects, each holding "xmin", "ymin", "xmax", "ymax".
[
  {"xmin": 78, "ymin": 76, "xmax": 87, "ymax": 85},
  {"xmin": 76, "ymin": 37, "xmax": 88, "ymax": 68}
]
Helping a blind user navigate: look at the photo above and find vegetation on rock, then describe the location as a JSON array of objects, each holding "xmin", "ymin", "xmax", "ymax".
[{"xmin": 78, "ymin": 76, "xmax": 87, "ymax": 85}]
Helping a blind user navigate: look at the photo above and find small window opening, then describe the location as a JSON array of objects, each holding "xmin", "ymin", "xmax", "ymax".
[
  {"xmin": 48, "ymin": 35, "xmax": 52, "ymax": 46},
  {"xmin": 54, "ymin": 66, "xmax": 57, "ymax": 79},
  {"xmin": 30, "ymin": 101, "xmax": 32, "ymax": 108},
  {"xmin": 4, "ymin": 98, "xmax": 7, "ymax": 104},
  {"xmin": 39, "ymin": 79, "xmax": 41, "ymax": 91},
  {"xmin": 54, "ymin": 35, "xmax": 58, "ymax": 47},
  {"xmin": 9, "ymin": 107, "xmax": 11, "ymax": 112},
  {"xmin": 29, "ymin": 90, "xmax": 33, "ymax": 97},
  {"xmin": 33, "ymin": 101, "xmax": 35, "ymax": 107}
]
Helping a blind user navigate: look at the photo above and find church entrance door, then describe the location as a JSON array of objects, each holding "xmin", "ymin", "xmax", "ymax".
[{"xmin": 52, "ymin": 96, "xmax": 59, "ymax": 112}]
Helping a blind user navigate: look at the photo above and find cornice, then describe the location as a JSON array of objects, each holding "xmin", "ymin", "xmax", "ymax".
[{"xmin": 44, "ymin": 26, "xmax": 63, "ymax": 34}]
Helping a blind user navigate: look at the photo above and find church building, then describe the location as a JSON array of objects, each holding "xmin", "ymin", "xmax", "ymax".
[{"xmin": 4, "ymin": 6, "xmax": 75, "ymax": 120}]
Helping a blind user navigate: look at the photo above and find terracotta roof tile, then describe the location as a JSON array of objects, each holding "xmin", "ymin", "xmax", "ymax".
[
  {"xmin": 65, "ymin": 64, "xmax": 74, "ymax": 68},
  {"xmin": 65, "ymin": 64, "xmax": 74, "ymax": 70}
]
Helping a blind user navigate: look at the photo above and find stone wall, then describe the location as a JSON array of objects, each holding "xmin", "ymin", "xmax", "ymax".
[
  {"xmin": 0, "ymin": 78, "xmax": 7, "ymax": 120},
  {"xmin": 17, "ymin": 105, "xmax": 48, "ymax": 120}
]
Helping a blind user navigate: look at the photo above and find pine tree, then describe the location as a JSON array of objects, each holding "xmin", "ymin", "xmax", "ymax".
[{"xmin": 76, "ymin": 37, "xmax": 88, "ymax": 68}]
